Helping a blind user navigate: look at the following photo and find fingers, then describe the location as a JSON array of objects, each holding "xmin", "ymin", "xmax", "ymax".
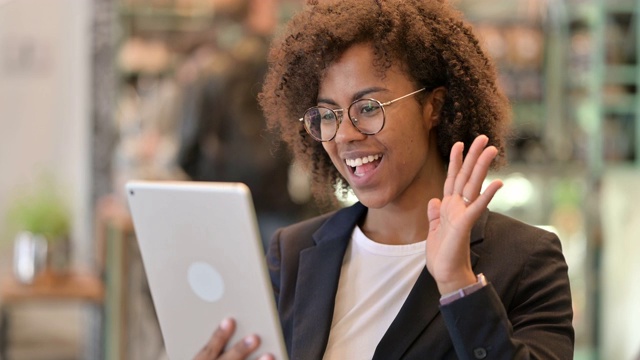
[
  {"xmin": 444, "ymin": 141, "xmax": 464, "ymax": 196},
  {"xmin": 452, "ymin": 135, "xmax": 489, "ymax": 198},
  {"xmin": 427, "ymin": 197, "xmax": 442, "ymax": 224},
  {"xmin": 195, "ymin": 318, "xmax": 267, "ymax": 360},
  {"xmin": 224, "ymin": 335, "xmax": 262, "ymax": 359},
  {"xmin": 195, "ymin": 318, "xmax": 235, "ymax": 359},
  {"xmin": 446, "ymin": 135, "xmax": 500, "ymax": 205},
  {"xmin": 468, "ymin": 179, "xmax": 503, "ymax": 212},
  {"xmin": 462, "ymin": 144, "xmax": 498, "ymax": 202}
]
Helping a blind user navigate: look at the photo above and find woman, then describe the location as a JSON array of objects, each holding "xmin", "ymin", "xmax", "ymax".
[{"xmin": 196, "ymin": 1, "xmax": 574, "ymax": 359}]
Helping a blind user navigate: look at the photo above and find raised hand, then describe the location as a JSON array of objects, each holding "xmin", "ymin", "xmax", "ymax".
[{"xmin": 425, "ymin": 135, "xmax": 503, "ymax": 295}]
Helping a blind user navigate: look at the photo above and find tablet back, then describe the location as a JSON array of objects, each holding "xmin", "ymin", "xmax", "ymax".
[{"xmin": 126, "ymin": 180, "xmax": 287, "ymax": 360}]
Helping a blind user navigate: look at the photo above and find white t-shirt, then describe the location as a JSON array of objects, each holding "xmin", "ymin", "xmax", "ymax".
[{"xmin": 322, "ymin": 225, "xmax": 427, "ymax": 360}]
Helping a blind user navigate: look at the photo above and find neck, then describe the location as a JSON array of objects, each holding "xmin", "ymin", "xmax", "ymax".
[{"xmin": 362, "ymin": 160, "xmax": 446, "ymax": 245}]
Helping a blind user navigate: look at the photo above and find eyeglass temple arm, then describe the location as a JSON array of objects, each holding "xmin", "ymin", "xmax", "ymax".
[{"xmin": 381, "ymin": 87, "xmax": 427, "ymax": 106}]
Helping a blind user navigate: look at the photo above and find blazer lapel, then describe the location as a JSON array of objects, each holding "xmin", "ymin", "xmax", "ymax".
[
  {"xmin": 372, "ymin": 210, "xmax": 489, "ymax": 360},
  {"xmin": 372, "ymin": 266, "xmax": 441, "ymax": 359},
  {"xmin": 290, "ymin": 203, "xmax": 367, "ymax": 360}
]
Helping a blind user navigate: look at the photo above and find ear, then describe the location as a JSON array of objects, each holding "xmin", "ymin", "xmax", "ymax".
[{"xmin": 423, "ymin": 87, "xmax": 447, "ymax": 127}]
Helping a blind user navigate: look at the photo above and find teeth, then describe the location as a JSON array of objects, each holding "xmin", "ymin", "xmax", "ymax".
[{"xmin": 345, "ymin": 154, "xmax": 381, "ymax": 167}]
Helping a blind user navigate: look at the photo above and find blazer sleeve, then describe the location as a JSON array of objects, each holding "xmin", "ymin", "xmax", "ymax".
[{"xmin": 439, "ymin": 231, "xmax": 574, "ymax": 360}]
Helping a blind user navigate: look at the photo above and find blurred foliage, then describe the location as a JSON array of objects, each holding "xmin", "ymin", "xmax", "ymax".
[{"xmin": 5, "ymin": 175, "xmax": 71, "ymax": 243}]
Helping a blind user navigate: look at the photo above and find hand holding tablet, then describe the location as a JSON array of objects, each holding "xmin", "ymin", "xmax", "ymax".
[{"xmin": 126, "ymin": 181, "xmax": 288, "ymax": 360}]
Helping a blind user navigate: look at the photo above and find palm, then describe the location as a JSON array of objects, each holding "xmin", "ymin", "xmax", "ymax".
[{"xmin": 425, "ymin": 135, "xmax": 502, "ymax": 294}]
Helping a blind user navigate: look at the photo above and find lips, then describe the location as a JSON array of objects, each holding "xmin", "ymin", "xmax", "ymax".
[{"xmin": 345, "ymin": 154, "xmax": 383, "ymax": 177}]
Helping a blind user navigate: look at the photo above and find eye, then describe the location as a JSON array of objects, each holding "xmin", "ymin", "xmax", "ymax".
[
  {"xmin": 356, "ymin": 100, "xmax": 381, "ymax": 117},
  {"xmin": 321, "ymin": 111, "xmax": 336, "ymax": 122}
]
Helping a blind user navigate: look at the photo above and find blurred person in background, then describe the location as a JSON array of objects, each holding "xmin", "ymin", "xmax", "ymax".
[{"xmin": 177, "ymin": 0, "xmax": 318, "ymax": 247}]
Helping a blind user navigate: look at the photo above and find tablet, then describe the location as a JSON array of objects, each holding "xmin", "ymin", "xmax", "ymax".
[{"xmin": 125, "ymin": 180, "xmax": 288, "ymax": 360}]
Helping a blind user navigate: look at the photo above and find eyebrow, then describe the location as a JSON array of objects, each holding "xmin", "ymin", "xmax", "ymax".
[{"xmin": 317, "ymin": 86, "xmax": 389, "ymax": 107}]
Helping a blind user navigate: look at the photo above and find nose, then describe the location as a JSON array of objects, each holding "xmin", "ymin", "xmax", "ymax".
[{"xmin": 334, "ymin": 112, "xmax": 367, "ymax": 143}]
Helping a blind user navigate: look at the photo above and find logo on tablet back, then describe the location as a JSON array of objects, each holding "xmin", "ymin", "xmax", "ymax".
[{"xmin": 187, "ymin": 261, "xmax": 225, "ymax": 302}]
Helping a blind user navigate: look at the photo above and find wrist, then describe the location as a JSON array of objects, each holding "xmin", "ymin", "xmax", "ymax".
[
  {"xmin": 439, "ymin": 273, "xmax": 487, "ymax": 306},
  {"xmin": 437, "ymin": 271, "xmax": 477, "ymax": 295}
]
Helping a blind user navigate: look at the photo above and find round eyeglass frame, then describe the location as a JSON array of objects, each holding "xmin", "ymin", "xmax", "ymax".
[{"xmin": 298, "ymin": 88, "xmax": 427, "ymax": 142}]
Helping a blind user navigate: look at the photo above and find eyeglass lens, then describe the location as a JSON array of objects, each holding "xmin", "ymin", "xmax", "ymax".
[
  {"xmin": 303, "ymin": 107, "xmax": 340, "ymax": 141},
  {"xmin": 303, "ymin": 99, "xmax": 384, "ymax": 141}
]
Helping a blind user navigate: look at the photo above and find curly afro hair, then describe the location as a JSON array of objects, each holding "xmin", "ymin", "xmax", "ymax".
[{"xmin": 259, "ymin": 0, "xmax": 511, "ymax": 204}]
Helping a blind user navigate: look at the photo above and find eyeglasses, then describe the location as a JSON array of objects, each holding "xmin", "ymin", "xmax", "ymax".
[{"xmin": 299, "ymin": 88, "xmax": 426, "ymax": 142}]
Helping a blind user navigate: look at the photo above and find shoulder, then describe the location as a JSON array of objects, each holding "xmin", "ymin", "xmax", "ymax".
[
  {"xmin": 485, "ymin": 211, "xmax": 553, "ymax": 238},
  {"xmin": 480, "ymin": 211, "xmax": 563, "ymax": 256},
  {"xmin": 272, "ymin": 202, "xmax": 366, "ymax": 245},
  {"xmin": 266, "ymin": 209, "xmax": 344, "ymax": 298},
  {"xmin": 476, "ymin": 211, "xmax": 570, "ymax": 306},
  {"xmin": 280, "ymin": 211, "xmax": 337, "ymax": 236},
  {"xmin": 473, "ymin": 210, "xmax": 567, "ymax": 287},
  {"xmin": 270, "ymin": 210, "xmax": 339, "ymax": 252},
  {"xmin": 267, "ymin": 202, "xmax": 366, "ymax": 259}
]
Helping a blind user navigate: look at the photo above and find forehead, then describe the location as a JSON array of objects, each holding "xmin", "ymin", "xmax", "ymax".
[{"xmin": 318, "ymin": 43, "xmax": 412, "ymax": 97}]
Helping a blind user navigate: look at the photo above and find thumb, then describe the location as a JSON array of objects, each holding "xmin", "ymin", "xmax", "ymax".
[{"xmin": 427, "ymin": 197, "xmax": 441, "ymax": 224}]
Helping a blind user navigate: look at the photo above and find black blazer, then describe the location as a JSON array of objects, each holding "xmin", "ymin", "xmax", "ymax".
[{"xmin": 266, "ymin": 202, "xmax": 574, "ymax": 360}]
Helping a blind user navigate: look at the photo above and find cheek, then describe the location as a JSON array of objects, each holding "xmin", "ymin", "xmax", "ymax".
[
  {"xmin": 322, "ymin": 142, "xmax": 342, "ymax": 168},
  {"xmin": 398, "ymin": 137, "xmax": 420, "ymax": 165},
  {"xmin": 392, "ymin": 120, "xmax": 431, "ymax": 164},
  {"xmin": 398, "ymin": 111, "xmax": 431, "ymax": 142}
]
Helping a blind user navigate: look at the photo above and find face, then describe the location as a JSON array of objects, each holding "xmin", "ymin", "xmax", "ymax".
[{"xmin": 318, "ymin": 43, "xmax": 446, "ymax": 209}]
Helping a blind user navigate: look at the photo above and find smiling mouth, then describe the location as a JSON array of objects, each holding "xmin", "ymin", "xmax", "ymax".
[{"xmin": 345, "ymin": 154, "xmax": 383, "ymax": 177}]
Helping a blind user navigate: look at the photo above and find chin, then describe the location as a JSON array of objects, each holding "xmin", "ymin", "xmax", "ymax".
[{"xmin": 351, "ymin": 188, "xmax": 390, "ymax": 209}]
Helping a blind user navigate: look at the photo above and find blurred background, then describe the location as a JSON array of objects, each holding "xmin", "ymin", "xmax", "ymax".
[{"xmin": 0, "ymin": 0, "xmax": 638, "ymax": 359}]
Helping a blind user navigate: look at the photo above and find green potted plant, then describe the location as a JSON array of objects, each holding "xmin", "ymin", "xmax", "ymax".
[{"xmin": 5, "ymin": 176, "xmax": 72, "ymax": 278}]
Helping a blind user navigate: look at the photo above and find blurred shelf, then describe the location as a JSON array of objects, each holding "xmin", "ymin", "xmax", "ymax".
[
  {"xmin": 119, "ymin": 5, "xmax": 214, "ymax": 19},
  {"xmin": 0, "ymin": 269, "xmax": 104, "ymax": 359},
  {"xmin": 568, "ymin": 1, "xmax": 638, "ymax": 23},
  {"xmin": 118, "ymin": 5, "xmax": 216, "ymax": 32},
  {"xmin": 603, "ymin": 65, "xmax": 637, "ymax": 86},
  {"xmin": 0, "ymin": 269, "xmax": 104, "ymax": 304},
  {"xmin": 605, "ymin": 2, "xmax": 638, "ymax": 14},
  {"xmin": 603, "ymin": 93, "xmax": 637, "ymax": 115},
  {"xmin": 567, "ymin": 3, "xmax": 600, "ymax": 24}
]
